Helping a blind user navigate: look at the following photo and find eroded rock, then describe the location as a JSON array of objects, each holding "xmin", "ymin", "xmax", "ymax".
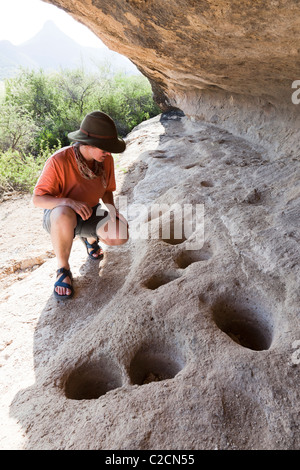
[
  {"xmin": 45, "ymin": 0, "xmax": 300, "ymax": 163},
  {"xmin": 1, "ymin": 114, "xmax": 299, "ymax": 449}
]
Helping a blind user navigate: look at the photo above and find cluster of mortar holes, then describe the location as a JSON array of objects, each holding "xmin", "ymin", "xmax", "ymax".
[
  {"xmin": 129, "ymin": 343, "xmax": 185, "ymax": 385},
  {"xmin": 175, "ymin": 245, "xmax": 212, "ymax": 269},
  {"xmin": 143, "ymin": 272, "xmax": 180, "ymax": 290},
  {"xmin": 64, "ymin": 356, "xmax": 122, "ymax": 400},
  {"xmin": 211, "ymin": 298, "xmax": 273, "ymax": 351}
]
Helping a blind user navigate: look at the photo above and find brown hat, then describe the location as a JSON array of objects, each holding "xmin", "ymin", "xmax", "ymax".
[{"xmin": 68, "ymin": 111, "xmax": 126, "ymax": 153}]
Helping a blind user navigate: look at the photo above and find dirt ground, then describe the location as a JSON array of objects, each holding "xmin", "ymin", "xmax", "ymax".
[{"xmin": 0, "ymin": 192, "xmax": 55, "ymax": 294}]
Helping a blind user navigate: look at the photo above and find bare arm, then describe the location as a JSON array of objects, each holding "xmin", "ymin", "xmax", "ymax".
[
  {"xmin": 101, "ymin": 191, "xmax": 128, "ymax": 227},
  {"xmin": 32, "ymin": 194, "xmax": 93, "ymax": 220},
  {"xmin": 101, "ymin": 191, "xmax": 115, "ymax": 208},
  {"xmin": 102, "ymin": 191, "xmax": 118, "ymax": 219}
]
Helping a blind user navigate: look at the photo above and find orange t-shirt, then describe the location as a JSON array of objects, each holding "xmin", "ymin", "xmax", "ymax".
[{"xmin": 33, "ymin": 146, "xmax": 116, "ymax": 207}]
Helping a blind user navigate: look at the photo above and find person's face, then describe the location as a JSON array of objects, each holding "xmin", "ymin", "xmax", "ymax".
[{"xmin": 81, "ymin": 145, "xmax": 111, "ymax": 162}]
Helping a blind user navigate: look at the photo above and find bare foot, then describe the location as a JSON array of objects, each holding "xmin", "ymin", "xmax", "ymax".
[
  {"xmin": 54, "ymin": 267, "xmax": 73, "ymax": 298},
  {"xmin": 86, "ymin": 237, "xmax": 104, "ymax": 259}
]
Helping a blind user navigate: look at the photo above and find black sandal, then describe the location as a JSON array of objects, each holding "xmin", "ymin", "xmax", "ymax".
[
  {"xmin": 54, "ymin": 267, "xmax": 74, "ymax": 300},
  {"xmin": 81, "ymin": 237, "xmax": 104, "ymax": 260}
]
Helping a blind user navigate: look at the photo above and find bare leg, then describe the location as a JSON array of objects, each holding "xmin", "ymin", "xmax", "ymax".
[
  {"xmin": 50, "ymin": 206, "xmax": 77, "ymax": 297},
  {"xmin": 97, "ymin": 215, "xmax": 129, "ymax": 246}
]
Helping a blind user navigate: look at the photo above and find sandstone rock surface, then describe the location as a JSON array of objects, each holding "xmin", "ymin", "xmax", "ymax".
[
  {"xmin": 0, "ymin": 113, "xmax": 299, "ymax": 449},
  {"xmin": 46, "ymin": 0, "xmax": 299, "ymax": 103}
]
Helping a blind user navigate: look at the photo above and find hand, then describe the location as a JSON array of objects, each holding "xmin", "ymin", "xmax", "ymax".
[
  {"xmin": 104, "ymin": 204, "xmax": 128, "ymax": 228},
  {"xmin": 106, "ymin": 205, "xmax": 127, "ymax": 225},
  {"xmin": 115, "ymin": 210, "xmax": 128, "ymax": 227},
  {"xmin": 64, "ymin": 199, "xmax": 92, "ymax": 221}
]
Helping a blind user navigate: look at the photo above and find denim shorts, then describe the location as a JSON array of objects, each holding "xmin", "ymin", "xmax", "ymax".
[{"xmin": 43, "ymin": 203, "xmax": 110, "ymax": 239}]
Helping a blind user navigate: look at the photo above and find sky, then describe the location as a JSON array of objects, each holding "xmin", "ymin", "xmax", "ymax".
[{"xmin": 0, "ymin": 0, "xmax": 106, "ymax": 48}]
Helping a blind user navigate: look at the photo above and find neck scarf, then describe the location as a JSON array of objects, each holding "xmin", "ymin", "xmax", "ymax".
[{"xmin": 73, "ymin": 142, "xmax": 107, "ymax": 188}]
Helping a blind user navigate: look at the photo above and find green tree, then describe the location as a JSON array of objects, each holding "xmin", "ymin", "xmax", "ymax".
[
  {"xmin": 0, "ymin": 102, "xmax": 40, "ymax": 152},
  {"xmin": 0, "ymin": 65, "xmax": 161, "ymax": 195},
  {"xmin": 56, "ymin": 67, "xmax": 98, "ymax": 116},
  {"xmin": 4, "ymin": 68, "xmax": 63, "ymax": 152}
]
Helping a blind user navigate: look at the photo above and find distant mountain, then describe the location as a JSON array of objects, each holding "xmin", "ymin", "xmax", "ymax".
[
  {"xmin": 0, "ymin": 40, "xmax": 37, "ymax": 79},
  {"xmin": 0, "ymin": 20, "xmax": 139, "ymax": 79}
]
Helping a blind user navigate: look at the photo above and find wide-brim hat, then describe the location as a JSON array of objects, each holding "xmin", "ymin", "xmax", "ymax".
[{"xmin": 68, "ymin": 111, "xmax": 126, "ymax": 153}]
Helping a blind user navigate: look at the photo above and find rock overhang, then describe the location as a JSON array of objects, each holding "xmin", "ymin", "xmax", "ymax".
[{"xmin": 44, "ymin": 0, "xmax": 300, "ymax": 109}]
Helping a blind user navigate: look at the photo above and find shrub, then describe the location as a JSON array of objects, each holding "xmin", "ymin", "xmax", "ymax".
[
  {"xmin": 0, "ymin": 65, "xmax": 160, "ymax": 194},
  {"xmin": 0, "ymin": 103, "xmax": 40, "ymax": 153},
  {"xmin": 0, "ymin": 145, "xmax": 58, "ymax": 194}
]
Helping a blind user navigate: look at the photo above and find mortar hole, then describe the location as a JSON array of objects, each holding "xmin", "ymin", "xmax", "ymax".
[
  {"xmin": 200, "ymin": 180, "xmax": 214, "ymax": 187},
  {"xmin": 161, "ymin": 219, "xmax": 186, "ymax": 245},
  {"xmin": 143, "ymin": 272, "xmax": 180, "ymax": 290},
  {"xmin": 184, "ymin": 163, "xmax": 198, "ymax": 169},
  {"xmin": 212, "ymin": 298, "xmax": 273, "ymax": 351},
  {"xmin": 175, "ymin": 247, "xmax": 212, "ymax": 269},
  {"xmin": 64, "ymin": 357, "xmax": 122, "ymax": 400},
  {"xmin": 129, "ymin": 345, "xmax": 184, "ymax": 385}
]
